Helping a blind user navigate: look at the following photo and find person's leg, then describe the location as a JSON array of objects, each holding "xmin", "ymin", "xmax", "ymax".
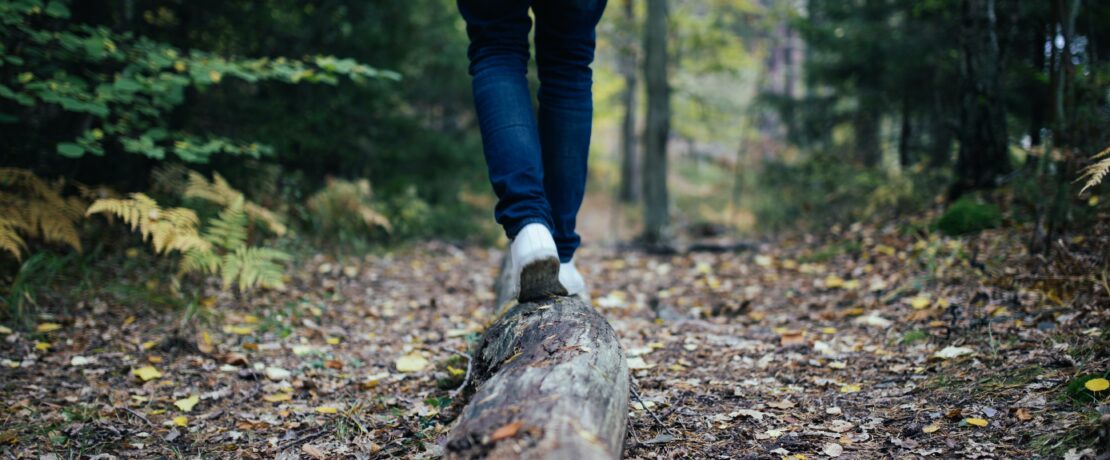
[
  {"xmin": 457, "ymin": 0, "xmax": 553, "ymax": 240},
  {"xmin": 532, "ymin": 0, "xmax": 607, "ymax": 263},
  {"xmin": 459, "ymin": 0, "xmax": 566, "ymax": 301}
]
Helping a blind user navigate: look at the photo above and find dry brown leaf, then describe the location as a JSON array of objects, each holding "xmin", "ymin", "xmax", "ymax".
[
  {"xmin": 302, "ymin": 444, "xmax": 327, "ymax": 460},
  {"xmin": 490, "ymin": 421, "xmax": 523, "ymax": 442}
]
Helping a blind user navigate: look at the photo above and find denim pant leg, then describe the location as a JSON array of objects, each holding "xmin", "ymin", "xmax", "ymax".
[
  {"xmin": 533, "ymin": 0, "xmax": 607, "ymax": 262},
  {"xmin": 458, "ymin": 0, "xmax": 554, "ymax": 239}
]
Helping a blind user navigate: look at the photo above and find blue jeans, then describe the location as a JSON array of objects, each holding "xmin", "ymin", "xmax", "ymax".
[{"xmin": 458, "ymin": 0, "xmax": 607, "ymax": 263}]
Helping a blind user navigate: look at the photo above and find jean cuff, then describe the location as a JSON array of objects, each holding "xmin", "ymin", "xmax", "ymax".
[{"xmin": 505, "ymin": 217, "xmax": 552, "ymax": 241}]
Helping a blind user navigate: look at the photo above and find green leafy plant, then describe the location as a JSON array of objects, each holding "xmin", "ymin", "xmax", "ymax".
[
  {"xmin": 934, "ymin": 197, "xmax": 1002, "ymax": 236},
  {"xmin": 0, "ymin": 0, "xmax": 398, "ymax": 164}
]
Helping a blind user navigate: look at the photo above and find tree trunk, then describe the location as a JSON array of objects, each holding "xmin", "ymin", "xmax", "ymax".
[
  {"xmin": 855, "ymin": 92, "xmax": 882, "ymax": 167},
  {"xmin": 952, "ymin": 0, "xmax": 1010, "ymax": 198},
  {"xmin": 898, "ymin": 91, "xmax": 913, "ymax": 168},
  {"xmin": 618, "ymin": 0, "xmax": 639, "ymax": 204},
  {"xmin": 642, "ymin": 0, "xmax": 670, "ymax": 245},
  {"xmin": 445, "ymin": 259, "xmax": 630, "ymax": 460}
]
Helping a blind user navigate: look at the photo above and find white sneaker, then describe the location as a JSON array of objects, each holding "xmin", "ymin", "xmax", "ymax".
[
  {"xmin": 509, "ymin": 223, "xmax": 566, "ymax": 302},
  {"xmin": 559, "ymin": 259, "xmax": 589, "ymax": 301}
]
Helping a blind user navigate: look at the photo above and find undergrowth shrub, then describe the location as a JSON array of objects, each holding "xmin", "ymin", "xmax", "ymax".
[
  {"xmin": 87, "ymin": 171, "xmax": 289, "ymax": 292},
  {"xmin": 0, "ymin": 168, "xmax": 86, "ymax": 259},
  {"xmin": 303, "ymin": 178, "xmax": 392, "ymax": 246},
  {"xmin": 934, "ymin": 197, "xmax": 1002, "ymax": 236}
]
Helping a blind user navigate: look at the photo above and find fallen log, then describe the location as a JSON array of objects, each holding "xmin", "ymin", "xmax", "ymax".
[{"xmin": 445, "ymin": 259, "xmax": 629, "ymax": 459}]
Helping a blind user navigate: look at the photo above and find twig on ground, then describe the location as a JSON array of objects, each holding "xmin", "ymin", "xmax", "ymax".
[
  {"xmin": 630, "ymin": 378, "xmax": 676, "ymax": 436},
  {"xmin": 440, "ymin": 345, "xmax": 474, "ymax": 398},
  {"xmin": 277, "ymin": 427, "xmax": 328, "ymax": 451}
]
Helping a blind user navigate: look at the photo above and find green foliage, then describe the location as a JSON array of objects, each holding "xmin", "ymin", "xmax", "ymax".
[
  {"xmin": 934, "ymin": 198, "xmax": 1001, "ymax": 236},
  {"xmin": 0, "ymin": 0, "xmax": 398, "ymax": 164}
]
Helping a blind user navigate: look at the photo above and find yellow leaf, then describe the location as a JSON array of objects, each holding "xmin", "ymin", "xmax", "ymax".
[
  {"xmin": 36, "ymin": 322, "xmax": 62, "ymax": 333},
  {"xmin": 172, "ymin": 415, "xmax": 188, "ymax": 427},
  {"xmin": 148, "ymin": 356, "xmax": 162, "ymax": 364},
  {"xmin": 909, "ymin": 297, "xmax": 931, "ymax": 309},
  {"xmin": 35, "ymin": 341, "xmax": 51, "ymax": 351},
  {"xmin": 839, "ymin": 384, "xmax": 862, "ymax": 393},
  {"xmin": 821, "ymin": 327, "xmax": 837, "ymax": 334},
  {"xmin": 228, "ymin": 325, "xmax": 254, "ymax": 335},
  {"xmin": 131, "ymin": 366, "xmax": 163, "ymax": 381},
  {"xmin": 174, "ymin": 395, "xmax": 199, "ymax": 412},
  {"xmin": 315, "ymin": 406, "xmax": 338, "ymax": 414},
  {"xmin": 243, "ymin": 314, "xmax": 259, "ymax": 324},
  {"xmin": 824, "ymin": 275, "xmax": 844, "ymax": 289},
  {"xmin": 142, "ymin": 340, "xmax": 157, "ymax": 350},
  {"xmin": 827, "ymin": 361, "xmax": 847, "ymax": 369},
  {"xmin": 325, "ymin": 337, "xmax": 340, "ymax": 345},
  {"xmin": 447, "ymin": 365, "xmax": 466, "ymax": 378},
  {"xmin": 123, "ymin": 316, "xmax": 135, "ymax": 326},
  {"xmin": 263, "ymin": 393, "xmax": 292, "ymax": 403},
  {"xmin": 0, "ymin": 325, "xmax": 11, "ymax": 335},
  {"xmin": 395, "ymin": 353, "xmax": 429, "ymax": 373},
  {"xmin": 1086, "ymin": 378, "xmax": 1110, "ymax": 392},
  {"xmin": 964, "ymin": 418, "xmax": 988, "ymax": 427},
  {"xmin": 209, "ymin": 70, "xmax": 222, "ymax": 83},
  {"xmin": 923, "ymin": 422, "xmax": 940, "ymax": 433},
  {"xmin": 842, "ymin": 279, "xmax": 860, "ymax": 290}
]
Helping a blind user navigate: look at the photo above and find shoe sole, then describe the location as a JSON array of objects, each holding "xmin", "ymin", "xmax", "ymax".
[{"xmin": 518, "ymin": 257, "xmax": 567, "ymax": 302}]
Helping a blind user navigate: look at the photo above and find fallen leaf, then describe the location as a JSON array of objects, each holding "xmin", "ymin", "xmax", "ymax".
[
  {"xmin": 854, "ymin": 314, "xmax": 892, "ymax": 328},
  {"xmin": 1085, "ymin": 378, "xmax": 1109, "ymax": 392},
  {"xmin": 70, "ymin": 356, "xmax": 92, "ymax": 366},
  {"xmin": 263, "ymin": 393, "xmax": 292, "ymax": 403},
  {"xmin": 228, "ymin": 325, "xmax": 253, "ymax": 335},
  {"xmin": 395, "ymin": 354, "xmax": 429, "ymax": 373},
  {"xmin": 0, "ymin": 325, "xmax": 12, "ymax": 335},
  {"xmin": 264, "ymin": 367, "xmax": 292, "ymax": 381},
  {"xmin": 839, "ymin": 384, "xmax": 861, "ymax": 393},
  {"xmin": 1013, "ymin": 408, "xmax": 1032, "ymax": 421},
  {"xmin": 36, "ymin": 323, "xmax": 62, "ymax": 333},
  {"xmin": 923, "ymin": 422, "xmax": 940, "ymax": 433},
  {"xmin": 35, "ymin": 341, "xmax": 50, "ymax": 351},
  {"xmin": 824, "ymin": 275, "xmax": 845, "ymax": 289},
  {"xmin": 490, "ymin": 421, "xmax": 523, "ymax": 442},
  {"xmin": 933, "ymin": 346, "xmax": 974, "ymax": 359},
  {"xmin": 823, "ymin": 442, "xmax": 844, "ymax": 457},
  {"xmin": 627, "ymin": 356, "xmax": 654, "ymax": 369},
  {"xmin": 767, "ymin": 400, "xmax": 796, "ymax": 409},
  {"xmin": 316, "ymin": 406, "xmax": 338, "ymax": 414},
  {"xmin": 172, "ymin": 416, "xmax": 188, "ymax": 427},
  {"xmin": 131, "ymin": 366, "xmax": 163, "ymax": 381},
  {"xmin": 302, "ymin": 444, "xmax": 327, "ymax": 460},
  {"xmin": 909, "ymin": 296, "xmax": 931, "ymax": 309},
  {"xmin": 174, "ymin": 395, "xmax": 199, "ymax": 412},
  {"xmin": 780, "ymin": 330, "xmax": 806, "ymax": 347},
  {"xmin": 964, "ymin": 417, "xmax": 988, "ymax": 427}
]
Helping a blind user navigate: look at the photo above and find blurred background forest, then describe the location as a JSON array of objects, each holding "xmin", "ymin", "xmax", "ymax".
[{"xmin": 1, "ymin": 0, "xmax": 1108, "ymax": 316}]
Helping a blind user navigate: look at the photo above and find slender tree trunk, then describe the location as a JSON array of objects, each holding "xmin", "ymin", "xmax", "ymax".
[
  {"xmin": 898, "ymin": 91, "xmax": 912, "ymax": 167},
  {"xmin": 952, "ymin": 0, "xmax": 1010, "ymax": 198},
  {"xmin": 618, "ymin": 0, "xmax": 639, "ymax": 203},
  {"xmin": 855, "ymin": 90, "xmax": 882, "ymax": 167},
  {"xmin": 642, "ymin": 0, "xmax": 670, "ymax": 245}
]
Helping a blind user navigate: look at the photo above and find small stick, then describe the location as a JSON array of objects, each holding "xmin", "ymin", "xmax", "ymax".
[
  {"xmin": 630, "ymin": 379, "xmax": 676, "ymax": 436},
  {"xmin": 440, "ymin": 345, "xmax": 474, "ymax": 398}
]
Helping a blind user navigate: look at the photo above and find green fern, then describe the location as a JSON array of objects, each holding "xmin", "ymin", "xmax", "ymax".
[
  {"xmin": 204, "ymin": 197, "xmax": 249, "ymax": 250},
  {"xmin": 184, "ymin": 171, "xmax": 287, "ymax": 236}
]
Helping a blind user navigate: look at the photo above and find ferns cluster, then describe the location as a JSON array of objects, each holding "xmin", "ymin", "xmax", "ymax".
[
  {"xmin": 305, "ymin": 178, "xmax": 392, "ymax": 236},
  {"xmin": 1079, "ymin": 146, "xmax": 1110, "ymax": 194},
  {"xmin": 0, "ymin": 168, "xmax": 86, "ymax": 260},
  {"xmin": 88, "ymin": 172, "xmax": 290, "ymax": 292}
]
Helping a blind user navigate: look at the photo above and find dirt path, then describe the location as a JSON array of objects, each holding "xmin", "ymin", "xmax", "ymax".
[{"xmin": 0, "ymin": 225, "xmax": 1106, "ymax": 458}]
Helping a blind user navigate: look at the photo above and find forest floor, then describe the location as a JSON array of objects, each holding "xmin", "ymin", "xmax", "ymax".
[{"xmin": 1, "ymin": 212, "xmax": 1109, "ymax": 459}]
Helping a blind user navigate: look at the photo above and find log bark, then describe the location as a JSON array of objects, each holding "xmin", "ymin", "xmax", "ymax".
[{"xmin": 445, "ymin": 260, "xmax": 629, "ymax": 459}]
